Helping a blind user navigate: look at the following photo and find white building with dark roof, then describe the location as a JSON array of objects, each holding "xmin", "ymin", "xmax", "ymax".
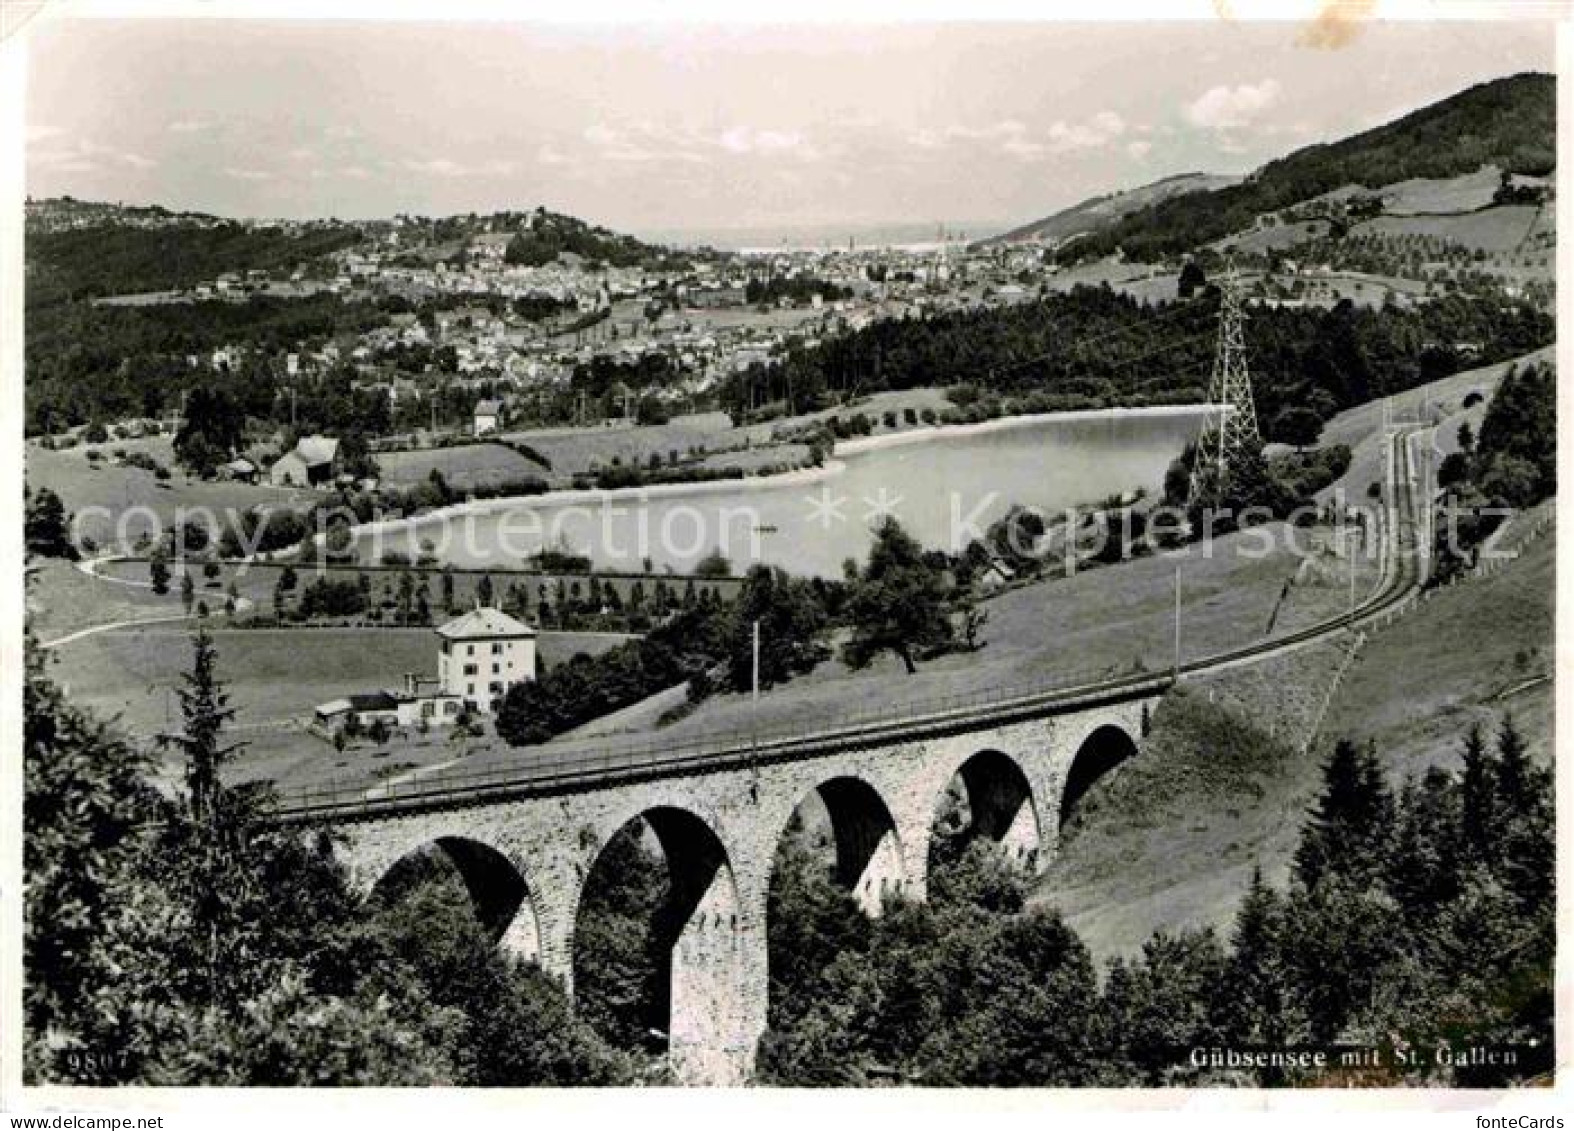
[
  {"xmin": 436, "ymin": 606, "xmax": 538, "ymax": 711},
  {"xmin": 473, "ymin": 398, "xmax": 503, "ymax": 436},
  {"xmin": 268, "ymin": 434, "xmax": 340, "ymax": 486}
]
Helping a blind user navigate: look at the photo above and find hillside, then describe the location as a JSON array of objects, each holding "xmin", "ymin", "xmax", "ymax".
[
  {"xmin": 501, "ymin": 206, "xmax": 695, "ymax": 270},
  {"xmin": 985, "ymin": 172, "xmax": 1241, "ymax": 248},
  {"xmin": 24, "ymin": 212, "xmax": 363, "ymax": 309},
  {"xmin": 1044, "ymin": 515, "xmax": 1554, "ymax": 964},
  {"xmin": 1056, "ymin": 71, "xmax": 1554, "ymax": 263}
]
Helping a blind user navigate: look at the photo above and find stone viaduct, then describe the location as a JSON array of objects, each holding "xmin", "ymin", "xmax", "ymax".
[{"xmin": 330, "ymin": 694, "xmax": 1156, "ymax": 1086}]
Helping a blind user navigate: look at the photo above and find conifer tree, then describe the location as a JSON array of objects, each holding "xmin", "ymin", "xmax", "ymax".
[
  {"xmin": 1494, "ymin": 714, "xmax": 1532, "ymax": 813},
  {"xmin": 1458, "ymin": 722, "xmax": 1497, "ymax": 862},
  {"xmin": 149, "ymin": 550, "xmax": 171, "ymax": 595},
  {"xmin": 1219, "ymin": 868, "xmax": 1302, "ymax": 1057},
  {"xmin": 1386, "ymin": 768, "xmax": 1462, "ymax": 911},
  {"xmin": 159, "ymin": 629, "xmax": 252, "ymax": 1008},
  {"xmin": 1294, "ymin": 739, "xmax": 1392, "ymax": 889}
]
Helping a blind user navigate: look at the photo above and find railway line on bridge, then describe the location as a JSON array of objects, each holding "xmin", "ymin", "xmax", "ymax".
[{"xmin": 273, "ymin": 420, "xmax": 1433, "ymax": 825}]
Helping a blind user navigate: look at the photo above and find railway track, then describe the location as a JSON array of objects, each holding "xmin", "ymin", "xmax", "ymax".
[{"xmin": 272, "ymin": 424, "xmax": 1431, "ymax": 823}]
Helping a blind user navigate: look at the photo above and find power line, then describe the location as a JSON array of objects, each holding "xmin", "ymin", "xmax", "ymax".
[{"xmin": 987, "ymin": 293, "xmax": 1212, "ymax": 384}]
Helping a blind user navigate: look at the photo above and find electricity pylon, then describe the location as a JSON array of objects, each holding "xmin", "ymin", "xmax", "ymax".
[{"xmin": 1187, "ymin": 264, "xmax": 1261, "ymax": 509}]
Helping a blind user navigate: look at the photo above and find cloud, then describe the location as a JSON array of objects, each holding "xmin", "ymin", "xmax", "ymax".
[
  {"xmin": 916, "ymin": 112, "xmax": 1126, "ymax": 161},
  {"xmin": 224, "ymin": 167, "xmax": 275, "ymax": 181},
  {"xmin": 578, "ymin": 121, "xmax": 718, "ymax": 165},
  {"xmin": 31, "ymin": 152, "xmax": 98, "ymax": 174},
  {"xmin": 1184, "ymin": 79, "xmax": 1282, "ymax": 133},
  {"xmin": 1091, "ymin": 111, "xmax": 1126, "ymax": 137},
  {"xmin": 582, "ymin": 124, "xmax": 658, "ymax": 163},
  {"xmin": 168, "ymin": 119, "xmax": 210, "ymax": 133},
  {"xmin": 717, "ymin": 126, "xmax": 814, "ymax": 159},
  {"xmin": 401, "ymin": 157, "xmax": 519, "ymax": 178},
  {"xmin": 309, "ymin": 164, "xmax": 373, "ymax": 182},
  {"xmin": 1044, "ymin": 110, "xmax": 1126, "ymax": 153},
  {"xmin": 404, "ymin": 157, "xmax": 467, "ymax": 177},
  {"xmin": 1126, "ymin": 139, "xmax": 1153, "ymax": 160},
  {"xmin": 30, "ymin": 136, "xmax": 155, "ymax": 173},
  {"xmin": 536, "ymin": 145, "xmax": 571, "ymax": 167},
  {"xmin": 911, "ymin": 120, "xmax": 1026, "ymax": 149},
  {"xmin": 1001, "ymin": 135, "xmax": 1046, "ymax": 161}
]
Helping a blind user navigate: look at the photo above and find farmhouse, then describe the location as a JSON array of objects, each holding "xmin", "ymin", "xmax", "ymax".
[
  {"xmin": 437, "ymin": 605, "xmax": 538, "ymax": 711},
  {"xmin": 221, "ymin": 457, "xmax": 260, "ymax": 484},
  {"xmin": 313, "ymin": 675, "xmax": 465, "ymax": 733},
  {"xmin": 473, "ymin": 398, "xmax": 503, "ymax": 436},
  {"xmin": 269, "ymin": 435, "xmax": 340, "ymax": 487},
  {"xmin": 311, "ymin": 605, "xmax": 537, "ymax": 737}
]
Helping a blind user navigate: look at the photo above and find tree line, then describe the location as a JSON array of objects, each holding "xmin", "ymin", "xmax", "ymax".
[
  {"xmin": 719, "ymin": 284, "xmax": 1551, "ymax": 449},
  {"xmin": 1431, "ymin": 360, "xmax": 1556, "ymax": 583}
]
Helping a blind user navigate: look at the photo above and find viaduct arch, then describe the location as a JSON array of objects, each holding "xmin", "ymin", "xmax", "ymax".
[{"xmin": 340, "ymin": 696, "xmax": 1154, "ymax": 1085}]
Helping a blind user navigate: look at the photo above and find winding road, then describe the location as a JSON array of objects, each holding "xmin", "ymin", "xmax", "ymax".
[{"xmin": 38, "ymin": 555, "xmax": 256, "ymax": 650}]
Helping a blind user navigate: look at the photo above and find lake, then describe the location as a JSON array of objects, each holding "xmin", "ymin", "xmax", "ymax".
[{"xmin": 358, "ymin": 407, "xmax": 1214, "ymax": 578}]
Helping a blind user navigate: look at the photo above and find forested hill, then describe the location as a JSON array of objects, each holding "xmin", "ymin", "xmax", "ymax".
[
  {"xmin": 501, "ymin": 207, "xmax": 695, "ymax": 270},
  {"xmin": 24, "ymin": 218, "xmax": 364, "ymax": 309},
  {"xmin": 1057, "ymin": 71, "xmax": 1555, "ymax": 263}
]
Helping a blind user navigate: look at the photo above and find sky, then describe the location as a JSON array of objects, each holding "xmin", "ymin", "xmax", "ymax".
[{"xmin": 23, "ymin": 18, "xmax": 1555, "ymax": 239}]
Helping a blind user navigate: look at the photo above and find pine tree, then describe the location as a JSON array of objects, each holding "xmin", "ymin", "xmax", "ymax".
[
  {"xmin": 149, "ymin": 550, "xmax": 171, "ymax": 595},
  {"xmin": 180, "ymin": 571, "xmax": 195, "ymax": 614},
  {"xmin": 25, "ymin": 486, "xmax": 76, "ymax": 560},
  {"xmin": 158, "ymin": 628, "xmax": 251, "ymax": 1008},
  {"xmin": 1385, "ymin": 769, "xmax": 1462, "ymax": 911},
  {"xmin": 1459, "ymin": 722, "xmax": 1497, "ymax": 863},
  {"xmin": 1219, "ymin": 868, "xmax": 1303, "ymax": 1057},
  {"xmin": 1492, "ymin": 714, "xmax": 1553, "ymax": 908},
  {"xmin": 1294, "ymin": 739, "xmax": 1392, "ymax": 889},
  {"xmin": 1494, "ymin": 714, "xmax": 1532, "ymax": 813}
]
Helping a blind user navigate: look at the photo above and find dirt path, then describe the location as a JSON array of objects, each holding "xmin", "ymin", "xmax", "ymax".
[{"xmin": 39, "ymin": 555, "xmax": 255, "ymax": 650}]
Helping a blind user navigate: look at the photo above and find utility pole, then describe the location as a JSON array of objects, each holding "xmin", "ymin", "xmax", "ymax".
[
  {"xmin": 748, "ymin": 617, "xmax": 762, "ymax": 804},
  {"xmin": 1172, "ymin": 564, "xmax": 1182, "ymax": 681},
  {"xmin": 1348, "ymin": 525, "xmax": 1359, "ymax": 629},
  {"xmin": 751, "ymin": 618, "xmax": 761, "ymax": 706}
]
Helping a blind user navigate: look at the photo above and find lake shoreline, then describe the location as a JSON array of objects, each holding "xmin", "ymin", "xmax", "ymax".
[{"xmin": 346, "ymin": 402, "xmax": 1219, "ymax": 550}]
